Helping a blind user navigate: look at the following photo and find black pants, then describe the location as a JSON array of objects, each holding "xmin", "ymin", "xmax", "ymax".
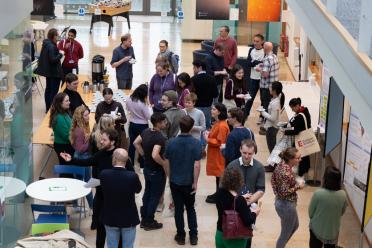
[
  {"xmin": 266, "ymin": 127, "xmax": 278, "ymax": 153},
  {"xmin": 298, "ymin": 155, "xmax": 310, "ymax": 177},
  {"xmin": 170, "ymin": 183, "xmax": 198, "ymax": 237},
  {"xmin": 128, "ymin": 122, "xmax": 148, "ymax": 169},
  {"xmin": 62, "ymin": 66, "xmax": 79, "ymax": 78},
  {"xmin": 309, "ymin": 229, "xmax": 336, "ymax": 248},
  {"xmin": 260, "ymin": 87, "xmax": 271, "ymax": 112},
  {"xmin": 45, "ymin": 77, "xmax": 61, "ymax": 112},
  {"xmin": 244, "ymin": 78, "xmax": 260, "ymax": 120}
]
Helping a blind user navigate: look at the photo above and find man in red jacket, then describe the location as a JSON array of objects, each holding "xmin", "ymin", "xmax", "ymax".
[
  {"xmin": 214, "ymin": 25, "xmax": 237, "ymax": 71},
  {"xmin": 58, "ymin": 28, "xmax": 84, "ymax": 77}
]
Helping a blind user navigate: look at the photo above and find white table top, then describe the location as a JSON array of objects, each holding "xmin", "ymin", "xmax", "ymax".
[
  {"xmin": 0, "ymin": 176, "xmax": 26, "ymax": 199},
  {"xmin": 26, "ymin": 178, "xmax": 91, "ymax": 202}
]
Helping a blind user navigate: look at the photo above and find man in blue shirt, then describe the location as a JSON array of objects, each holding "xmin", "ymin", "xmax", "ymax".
[
  {"xmin": 164, "ymin": 115, "xmax": 202, "ymax": 246},
  {"xmin": 110, "ymin": 33, "xmax": 135, "ymax": 89}
]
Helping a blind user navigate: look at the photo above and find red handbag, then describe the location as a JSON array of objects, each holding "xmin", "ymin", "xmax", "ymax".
[{"xmin": 222, "ymin": 196, "xmax": 253, "ymax": 239}]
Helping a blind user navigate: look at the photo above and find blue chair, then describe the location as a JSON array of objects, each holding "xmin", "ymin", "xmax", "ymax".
[
  {"xmin": 0, "ymin": 163, "xmax": 16, "ymax": 173},
  {"xmin": 31, "ymin": 204, "xmax": 68, "ymax": 224}
]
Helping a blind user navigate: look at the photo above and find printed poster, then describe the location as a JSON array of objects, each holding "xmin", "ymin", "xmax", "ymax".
[
  {"xmin": 247, "ymin": 0, "xmax": 281, "ymax": 22},
  {"xmin": 364, "ymin": 161, "xmax": 372, "ymax": 227},
  {"xmin": 318, "ymin": 64, "xmax": 331, "ymax": 130},
  {"xmin": 196, "ymin": 0, "xmax": 230, "ymax": 20}
]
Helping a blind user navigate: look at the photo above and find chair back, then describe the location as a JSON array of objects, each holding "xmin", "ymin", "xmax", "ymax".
[
  {"xmin": 31, "ymin": 223, "xmax": 69, "ymax": 236},
  {"xmin": 53, "ymin": 165, "xmax": 86, "ymax": 181}
]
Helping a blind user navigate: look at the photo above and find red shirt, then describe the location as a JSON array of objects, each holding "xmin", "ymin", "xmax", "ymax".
[
  {"xmin": 214, "ymin": 36, "xmax": 237, "ymax": 68},
  {"xmin": 57, "ymin": 39, "xmax": 84, "ymax": 69}
]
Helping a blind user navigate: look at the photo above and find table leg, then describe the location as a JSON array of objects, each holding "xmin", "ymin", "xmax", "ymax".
[
  {"xmin": 38, "ymin": 145, "xmax": 53, "ymax": 180},
  {"xmin": 90, "ymin": 15, "xmax": 95, "ymax": 34}
]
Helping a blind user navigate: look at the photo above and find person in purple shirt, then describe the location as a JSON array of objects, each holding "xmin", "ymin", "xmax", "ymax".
[
  {"xmin": 126, "ymin": 84, "xmax": 153, "ymax": 171},
  {"xmin": 149, "ymin": 61, "xmax": 177, "ymax": 112}
]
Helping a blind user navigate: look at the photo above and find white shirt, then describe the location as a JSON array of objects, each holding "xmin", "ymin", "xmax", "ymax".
[
  {"xmin": 249, "ymin": 48, "xmax": 265, "ymax": 80},
  {"xmin": 238, "ymin": 157, "xmax": 254, "ymax": 167}
]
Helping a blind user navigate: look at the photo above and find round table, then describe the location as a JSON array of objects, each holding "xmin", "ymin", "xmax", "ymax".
[
  {"xmin": 0, "ymin": 176, "xmax": 26, "ymax": 199},
  {"xmin": 26, "ymin": 178, "xmax": 91, "ymax": 202}
]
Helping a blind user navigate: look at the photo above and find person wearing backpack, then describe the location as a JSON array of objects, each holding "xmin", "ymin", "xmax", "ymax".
[{"xmin": 157, "ymin": 40, "xmax": 179, "ymax": 74}]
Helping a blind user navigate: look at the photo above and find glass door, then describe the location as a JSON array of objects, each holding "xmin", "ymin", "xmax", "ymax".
[{"xmin": 131, "ymin": 0, "xmax": 176, "ymax": 16}]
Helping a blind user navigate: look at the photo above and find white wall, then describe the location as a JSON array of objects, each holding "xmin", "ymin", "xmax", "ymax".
[{"xmin": 0, "ymin": 1, "xmax": 33, "ymax": 39}]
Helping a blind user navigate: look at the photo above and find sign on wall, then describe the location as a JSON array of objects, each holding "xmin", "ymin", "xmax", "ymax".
[
  {"xmin": 196, "ymin": 0, "xmax": 229, "ymax": 20},
  {"xmin": 247, "ymin": 0, "xmax": 281, "ymax": 22}
]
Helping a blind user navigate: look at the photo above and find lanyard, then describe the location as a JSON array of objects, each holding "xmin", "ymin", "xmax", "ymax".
[
  {"xmin": 63, "ymin": 40, "xmax": 75, "ymax": 59},
  {"xmin": 160, "ymin": 74, "xmax": 168, "ymax": 93}
]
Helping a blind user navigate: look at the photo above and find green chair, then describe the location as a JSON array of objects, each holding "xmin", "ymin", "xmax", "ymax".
[{"xmin": 31, "ymin": 223, "xmax": 70, "ymax": 236}]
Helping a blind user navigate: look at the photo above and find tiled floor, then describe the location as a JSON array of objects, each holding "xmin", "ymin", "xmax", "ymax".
[{"xmin": 31, "ymin": 15, "xmax": 369, "ymax": 247}]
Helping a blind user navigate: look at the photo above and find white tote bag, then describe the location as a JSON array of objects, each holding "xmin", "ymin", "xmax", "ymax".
[
  {"xmin": 295, "ymin": 113, "xmax": 320, "ymax": 157},
  {"xmin": 222, "ymin": 79, "xmax": 237, "ymax": 110}
]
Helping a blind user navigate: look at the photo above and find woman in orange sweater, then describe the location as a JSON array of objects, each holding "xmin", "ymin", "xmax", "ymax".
[{"xmin": 203, "ymin": 103, "xmax": 230, "ymax": 204}]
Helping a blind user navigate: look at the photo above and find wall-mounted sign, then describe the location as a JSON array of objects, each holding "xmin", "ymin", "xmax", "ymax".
[
  {"xmin": 196, "ymin": 0, "xmax": 229, "ymax": 20},
  {"xmin": 247, "ymin": 0, "xmax": 281, "ymax": 22}
]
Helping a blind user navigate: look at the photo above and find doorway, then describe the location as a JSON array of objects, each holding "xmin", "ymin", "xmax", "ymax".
[{"xmin": 131, "ymin": 0, "xmax": 177, "ymax": 16}]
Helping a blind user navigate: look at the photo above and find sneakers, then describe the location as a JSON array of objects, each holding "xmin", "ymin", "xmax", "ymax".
[
  {"xmin": 174, "ymin": 234, "xmax": 185, "ymax": 245},
  {"xmin": 190, "ymin": 235, "xmax": 198, "ymax": 246},
  {"xmin": 205, "ymin": 193, "xmax": 216, "ymax": 204},
  {"xmin": 143, "ymin": 220, "xmax": 163, "ymax": 231}
]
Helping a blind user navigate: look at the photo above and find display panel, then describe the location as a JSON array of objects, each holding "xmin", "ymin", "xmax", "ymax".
[
  {"xmin": 247, "ymin": 0, "xmax": 281, "ymax": 22},
  {"xmin": 196, "ymin": 0, "xmax": 230, "ymax": 20}
]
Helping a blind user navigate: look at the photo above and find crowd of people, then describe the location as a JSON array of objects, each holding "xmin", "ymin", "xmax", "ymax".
[{"xmin": 36, "ymin": 25, "xmax": 348, "ymax": 248}]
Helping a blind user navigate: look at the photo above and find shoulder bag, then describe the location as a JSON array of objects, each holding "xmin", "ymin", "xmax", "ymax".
[
  {"xmin": 222, "ymin": 79, "xmax": 237, "ymax": 110},
  {"xmin": 294, "ymin": 113, "xmax": 320, "ymax": 157}
]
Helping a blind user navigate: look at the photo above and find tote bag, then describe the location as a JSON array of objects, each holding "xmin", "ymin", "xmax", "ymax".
[
  {"xmin": 223, "ymin": 79, "xmax": 237, "ymax": 110},
  {"xmin": 295, "ymin": 113, "xmax": 320, "ymax": 157}
]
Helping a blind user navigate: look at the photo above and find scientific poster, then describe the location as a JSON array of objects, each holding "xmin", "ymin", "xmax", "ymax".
[
  {"xmin": 196, "ymin": 0, "xmax": 230, "ymax": 20},
  {"xmin": 344, "ymin": 110, "xmax": 372, "ymax": 221},
  {"xmin": 319, "ymin": 64, "xmax": 331, "ymax": 130},
  {"xmin": 247, "ymin": 0, "xmax": 281, "ymax": 22},
  {"xmin": 364, "ymin": 161, "xmax": 372, "ymax": 227}
]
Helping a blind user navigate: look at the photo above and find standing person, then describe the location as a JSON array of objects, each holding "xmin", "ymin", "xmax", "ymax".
[
  {"xmin": 95, "ymin": 88, "xmax": 128, "ymax": 149},
  {"xmin": 100, "ymin": 148, "xmax": 142, "ymax": 248},
  {"xmin": 215, "ymin": 167, "xmax": 260, "ymax": 248},
  {"xmin": 280, "ymin": 97, "xmax": 311, "ymax": 177},
  {"xmin": 69, "ymin": 105, "xmax": 93, "ymax": 209},
  {"xmin": 157, "ymin": 40, "xmax": 179, "ymax": 74},
  {"xmin": 133, "ymin": 112, "xmax": 168, "ymax": 231},
  {"xmin": 225, "ymin": 108, "xmax": 255, "ymax": 165},
  {"xmin": 161, "ymin": 90, "xmax": 186, "ymax": 139},
  {"xmin": 111, "ymin": 33, "xmax": 135, "ymax": 89},
  {"xmin": 214, "ymin": 25, "xmax": 238, "ymax": 71},
  {"xmin": 63, "ymin": 73, "xmax": 87, "ymax": 114},
  {"xmin": 259, "ymin": 81, "xmax": 285, "ymax": 154},
  {"xmin": 183, "ymin": 93, "xmax": 206, "ymax": 142},
  {"xmin": 204, "ymin": 103, "xmax": 230, "ymax": 204},
  {"xmin": 176, "ymin": 72, "xmax": 192, "ymax": 109},
  {"xmin": 61, "ymin": 128, "xmax": 130, "ymax": 248},
  {"xmin": 224, "ymin": 64, "xmax": 248, "ymax": 109},
  {"xmin": 308, "ymin": 166, "xmax": 347, "ymax": 248},
  {"xmin": 149, "ymin": 62, "xmax": 177, "ymax": 112},
  {"xmin": 126, "ymin": 84, "xmax": 152, "ymax": 171},
  {"xmin": 192, "ymin": 60, "xmax": 218, "ymax": 130},
  {"xmin": 35, "ymin": 28, "xmax": 64, "ymax": 112},
  {"xmin": 164, "ymin": 116, "xmax": 202, "ymax": 245},
  {"xmin": 244, "ymin": 34, "xmax": 265, "ymax": 120},
  {"xmin": 271, "ymin": 147, "xmax": 305, "ymax": 248},
  {"xmin": 49, "ymin": 92, "xmax": 74, "ymax": 165},
  {"xmin": 89, "ymin": 114, "xmax": 115, "ymax": 153},
  {"xmin": 256, "ymin": 41, "xmax": 279, "ymax": 129},
  {"xmin": 57, "ymin": 28, "xmax": 84, "ymax": 76},
  {"xmin": 205, "ymin": 44, "xmax": 228, "ymax": 103}
]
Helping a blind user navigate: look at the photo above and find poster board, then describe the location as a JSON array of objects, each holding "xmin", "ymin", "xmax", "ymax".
[
  {"xmin": 318, "ymin": 64, "xmax": 331, "ymax": 130},
  {"xmin": 363, "ymin": 161, "xmax": 372, "ymax": 242},
  {"xmin": 247, "ymin": 0, "xmax": 281, "ymax": 22},
  {"xmin": 196, "ymin": 0, "xmax": 229, "ymax": 20},
  {"xmin": 344, "ymin": 110, "xmax": 372, "ymax": 222}
]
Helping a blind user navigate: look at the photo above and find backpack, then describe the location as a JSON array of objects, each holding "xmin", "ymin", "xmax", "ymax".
[{"xmin": 168, "ymin": 52, "xmax": 179, "ymax": 74}]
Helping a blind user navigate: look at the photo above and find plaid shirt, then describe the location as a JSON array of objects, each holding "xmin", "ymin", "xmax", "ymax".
[{"xmin": 260, "ymin": 52, "xmax": 279, "ymax": 88}]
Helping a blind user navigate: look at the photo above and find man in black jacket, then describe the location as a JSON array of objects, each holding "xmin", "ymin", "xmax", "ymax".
[
  {"xmin": 63, "ymin": 73, "xmax": 87, "ymax": 114},
  {"xmin": 35, "ymin": 28, "xmax": 64, "ymax": 112},
  {"xmin": 100, "ymin": 148, "xmax": 142, "ymax": 248},
  {"xmin": 191, "ymin": 60, "xmax": 218, "ymax": 130}
]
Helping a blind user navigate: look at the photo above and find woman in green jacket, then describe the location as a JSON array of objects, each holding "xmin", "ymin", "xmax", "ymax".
[
  {"xmin": 49, "ymin": 92, "xmax": 74, "ymax": 164},
  {"xmin": 308, "ymin": 166, "xmax": 347, "ymax": 248}
]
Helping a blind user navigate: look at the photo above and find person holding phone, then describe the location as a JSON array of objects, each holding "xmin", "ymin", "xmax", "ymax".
[{"xmin": 164, "ymin": 115, "xmax": 202, "ymax": 246}]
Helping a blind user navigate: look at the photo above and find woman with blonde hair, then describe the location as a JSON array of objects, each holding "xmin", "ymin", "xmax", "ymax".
[{"xmin": 90, "ymin": 114, "xmax": 115, "ymax": 153}]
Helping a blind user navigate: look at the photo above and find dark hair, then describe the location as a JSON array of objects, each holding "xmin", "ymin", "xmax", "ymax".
[
  {"xmin": 47, "ymin": 28, "xmax": 58, "ymax": 41},
  {"xmin": 192, "ymin": 60, "xmax": 206, "ymax": 70},
  {"xmin": 102, "ymin": 128, "xmax": 119, "ymax": 146},
  {"xmin": 222, "ymin": 25, "xmax": 230, "ymax": 33},
  {"xmin": 241, "ymin": 139, "xmax": 257, "ymax": 154},
  {"xmin": 177, "ymin": 72, "xmax": 193, "ymax": 94},
  {"xmin": 150, "ymin": 112, "xmax": 167, "ymax": 126},
  {"xmin": 279, "ymin": 147, "xmax": 299, "ymax": 163},
  {"xmin": 179, "ymin": 115, "xmax": 194, "ymax": 133},
  {"xmin": 121, "ymin": 33, "xmax": 131, "ymax": 43},
  {"xmin": 271, "ymin": 81, "xmax": 285, "ymax": 110},
  {"xmin": 323, "ymin": 166, "xmax": 342, "ymax": 191},
  {"xmin": 214, "ymin": 43, "xmax": 224, "ymax": 51},
  {"xmin": 159, "ymin": 40, "xmax": 168, "ymax": 47},
  {"xmin": 254, "ymin": 34, "xmax": 265, "ymax": 41},
  {"xmin": 289, "ymin": 97, "xmax": 302, "ymax": 107},
  {"xmin": 214, "ymin": 103, "xmax": 228, "ymax": 120},
  {"xmin": 220, "ymin": 167, "xmax": 244, "ymax": 193},
  {"xmin": 68, "ymin": 28, "xmax": 77, "ymax": 36},
  {"xmin": 65, "ymin": 73, "xmax": 78, "ymax": 84},
  {"xmin": 130, "ymin": 84, "xmax": 148, "ymax": 103},
  {"xmin": 102, "ymin": 88, "xmax": 114, "ymax": 96},
  {"xmin": 230, "ymin": 64, "xmax": 245, "ymax": 92},
  {"xmin": 228, "ymin": 107, "xmax": 244, "ymax": 123},
  {"xmin": 49, "ymin": 92, "xmax": 69, "ymax": 128}
]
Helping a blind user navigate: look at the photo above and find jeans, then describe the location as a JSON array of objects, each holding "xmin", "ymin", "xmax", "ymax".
[
  {"xmin": 117, "ymin": 77, "xmax": 132, "ymax": 89},
  {"xmin": 74, "ymin": 152, "xmax": 94, "ymax": 208},
  {"xmin": 45, "ymin": 77, "xmax": 61, "ymax": 112},
  {"xmin": 244, "ymin": 79, "xmax": 260, "ymax": 119},
  {"xmin": 197, "ymin": 106, "xmax": 212, "ymax": 130},
  {"xmin": 105, "ymin": 225, "xmax": 136, "ymax": 248},
  {"xmin": 128, "ymin": 122, "xmax": 148, "ymax": 169},
  {"xmin": 141, "ymin": 168, "xmax": 166, "ymax": 222},
  {"xmin": 170, "ymin": 183, "xmax": 198, "ymax": 237},
  {"xmin": 309, "ymin": 229, "xmax": 336, "ymax": 248},
  {"xmin": 260, "ymin": 88, "xmax": 271, "ymax": 112},
  {"xmin": 274, "ymin": 199, "xmax": 299, "ymax": 248},
  {"xmin": 266, "ymin": 127, "xmax": 278, "ymax": 153}
]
